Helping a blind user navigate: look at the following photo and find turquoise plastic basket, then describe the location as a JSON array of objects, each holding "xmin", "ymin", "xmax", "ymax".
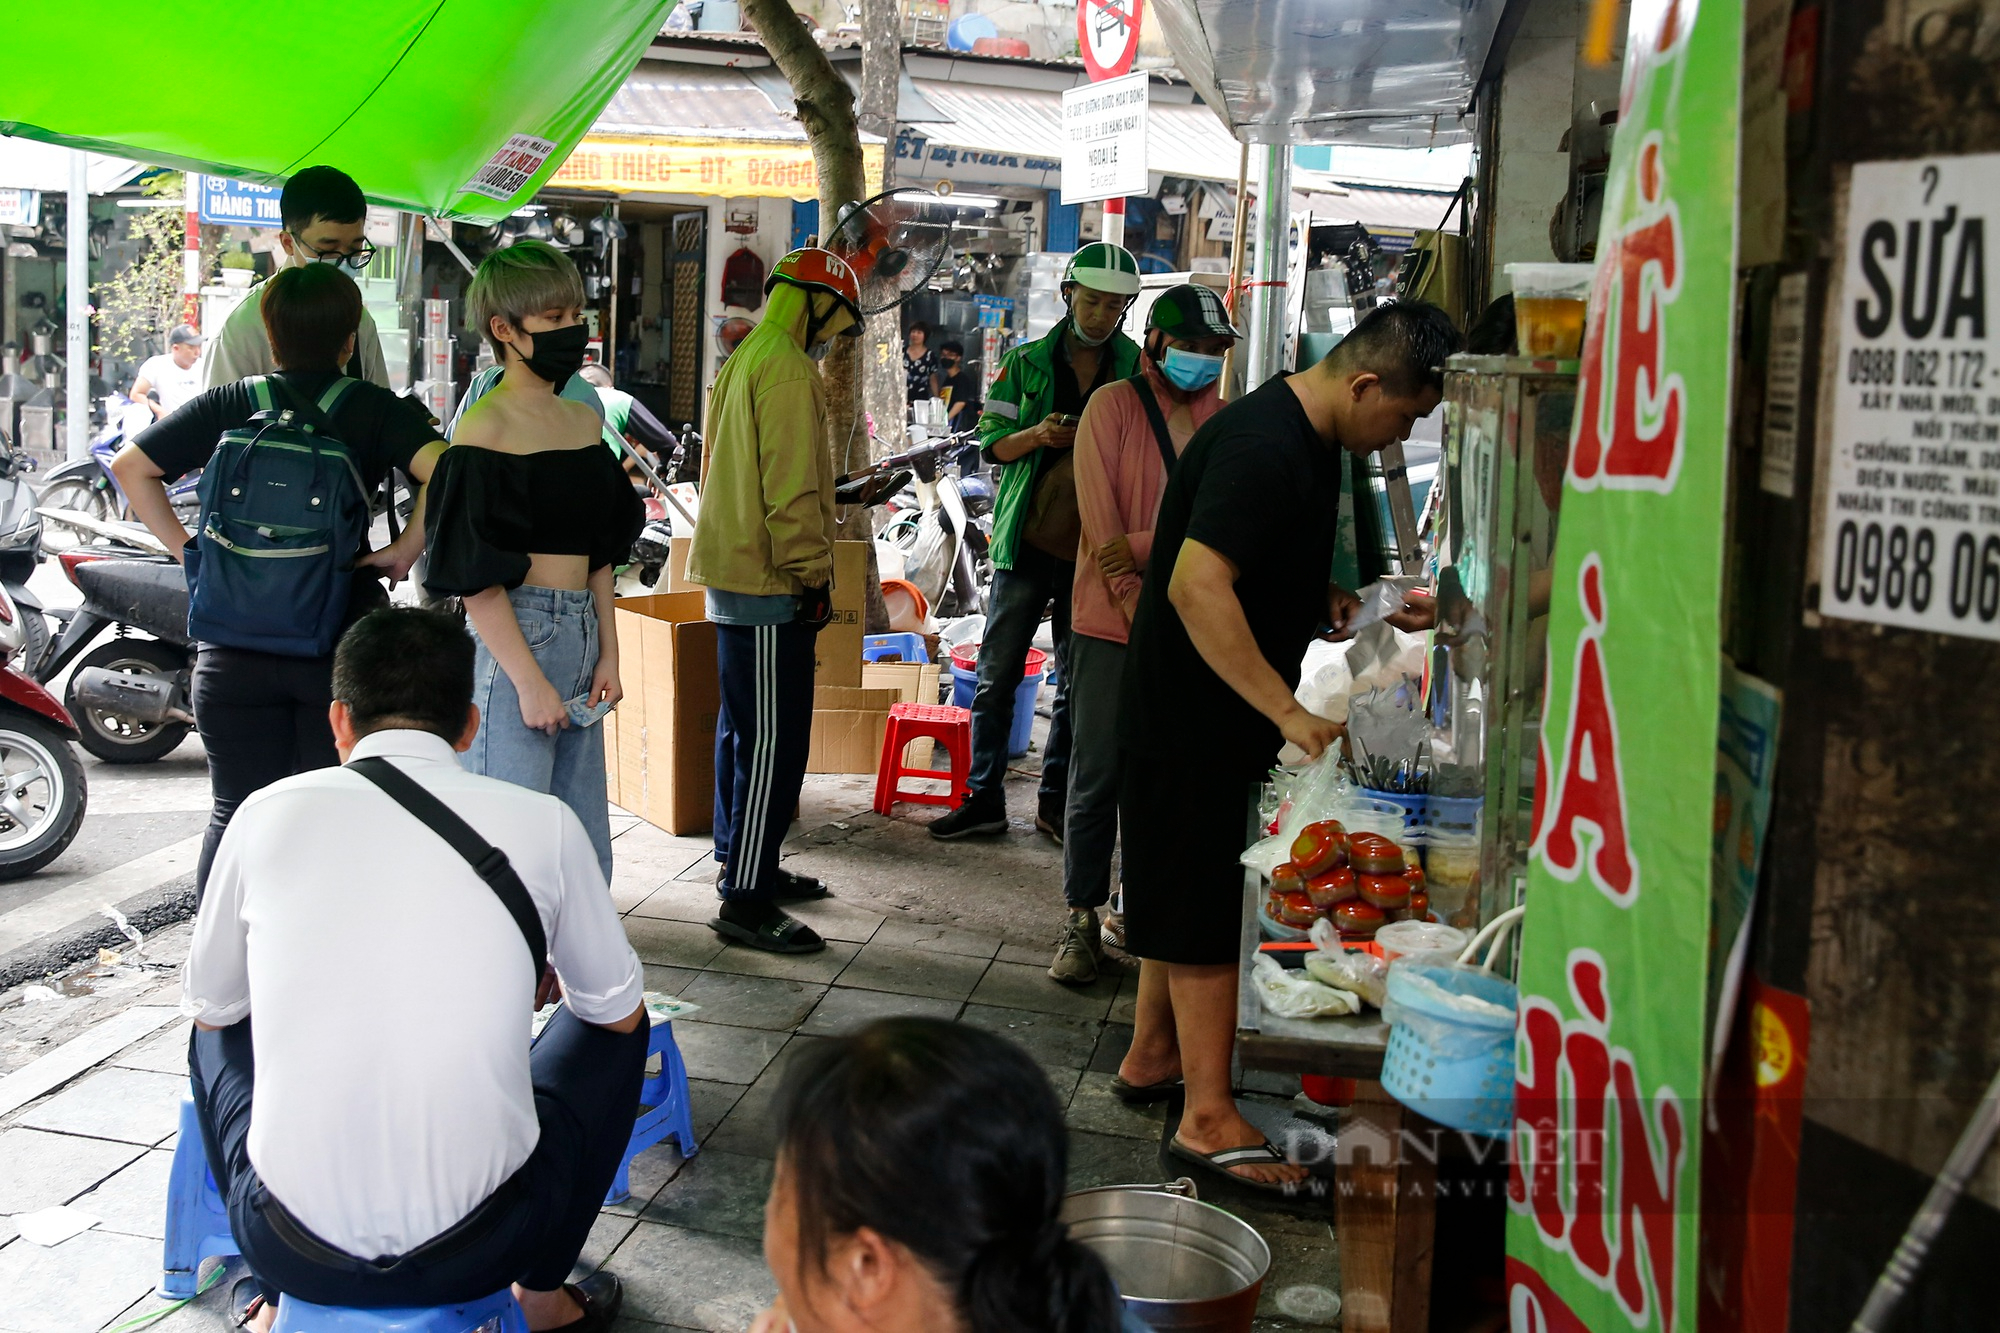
[{"xmin": 1379, "ymin": 907, "xmax": 1525, "ymax": 1137}]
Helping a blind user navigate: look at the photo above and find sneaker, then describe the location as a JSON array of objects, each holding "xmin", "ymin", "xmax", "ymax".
[
  {"xmin": 1035, "ymin": 791, "xmax": 1066, "ymax": 844},
  {"xmin": 1100, "ymin": 910, "xmax": 1127, "ymax": 952},
  {"xmin": 929, "ymin": 793, "xmax": 1007, "ymax": 839},
  {"xmin": 1048, "ymin": 908, "xmax": 1100, "ymax": 985}
]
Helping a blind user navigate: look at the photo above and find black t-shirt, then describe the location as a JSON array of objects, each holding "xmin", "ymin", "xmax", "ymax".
[
  {"xmin": 1119, "ymin": 373, "xmax": 1344, "ymax": 778},
  {"xmin": 939, "ymin": 365, "xmax": 982, "ymax": 422},
  {"xmin": 135, "ymin": 370, "xmax": 442, "ymax": 496}
]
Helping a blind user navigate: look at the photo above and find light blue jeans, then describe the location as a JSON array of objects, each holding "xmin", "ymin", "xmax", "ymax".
[{"xmin": 466, "ymin": 586, "xmax": 613, "ymax": 880}]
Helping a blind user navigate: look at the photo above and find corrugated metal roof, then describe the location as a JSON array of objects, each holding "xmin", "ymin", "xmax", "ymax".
[
  {"xmin": 1307, "ymin": 184, "xmax": 1458, "ymax": 231},
  {"xmin": 910, "ymin": 78, "xmax": 1244, "ymax": 184},
  {"xmin": 593, "ymin": 62, "xmax": 802, "ymax": 140}
]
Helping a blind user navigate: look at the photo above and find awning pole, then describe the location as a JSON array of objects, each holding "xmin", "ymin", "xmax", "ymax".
[
  {"xmin": 1244, "ymin": 143, "xmax": 1291, "ymax": 388},
  {"xmin": 65, "ymin": 150, "xmax": 89, "ymax": 461},
  {"xmin": 606, "ymin": 203, "xmax": 620, "ymax": 377},
  {"xmin": 426, "ymin": 216, "xmax": 477, "ymax": 276},
  {"xmin": 1220, "ymin": 140, "xmax": 1251, "ymax": 399}
]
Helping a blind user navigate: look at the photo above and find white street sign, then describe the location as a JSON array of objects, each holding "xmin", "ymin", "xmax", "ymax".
[
  {"xmin": 1061, "ymin": 72, "xmax": 1149, "ymax": 206},
  {"xmin": 1817, "ymin": 153, "xmax": 2000, "ymax": 639}
]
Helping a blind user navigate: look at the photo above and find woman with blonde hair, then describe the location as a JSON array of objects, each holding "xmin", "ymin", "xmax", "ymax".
[{"xmin": 422, "ymin": 240, "xmax": 642, "ymax": 878}]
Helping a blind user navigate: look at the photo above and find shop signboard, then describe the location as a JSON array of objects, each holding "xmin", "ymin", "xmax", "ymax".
[
  {"xmin": 549, "ymin": 137, "xmax": 885, "ymax": 201},
  {"xmin": 197, "ymin": 177, "xmax": 281, "ymax": 228},
  {"xmin": 1060, "ymin": 72, "xmax": 1149, "ymax": 205},
  {"xmin": 1814, "ymin": 153, "xmax": 2000, "ymax": 641},
  {"xmin": 0, "ymin": 190, "xmax": 39, "ymax": 227},
  {"xmin": 1506, "ymin": 0, "xmax": 1743, "ymax": 1329}
]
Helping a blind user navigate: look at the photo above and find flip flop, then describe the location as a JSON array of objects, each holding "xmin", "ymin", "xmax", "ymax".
[
  {"xmin": 1167, "ymin": 1134, "xmax": 1305, "ymax": 1195},
  {"xmin": 771, "ymin": 869, "xmax": 832, "ymax": 902},
  {"xmin": 709, "ymin": 912, "xmax": 826, "ymax": 955},
  {"xmin": 1110, "ymin": 1072, "xmax": 1184, "ymax": 1104}
]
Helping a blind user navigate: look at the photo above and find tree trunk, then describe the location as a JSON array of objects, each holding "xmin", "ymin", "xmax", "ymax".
[{"xmin": 857, "ymin": 0, "xmax": 909, "ymax": 464}]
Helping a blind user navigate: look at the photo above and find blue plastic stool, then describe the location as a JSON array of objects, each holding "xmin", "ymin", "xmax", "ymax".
[
  {"xmin": 160, "ymin": 1093, "xmax": 239, "ymax": 1297},
  {"xmin": 604, "ymin": 1019, "xmax": 698, "ymax": 1205},
  {"xmin": 862, "ymin": 632, "xmax": 928, "ymax": 664},
  {"xmin": 271, "ymin": 1289, "xmax": 526, "ymax": 1332}
]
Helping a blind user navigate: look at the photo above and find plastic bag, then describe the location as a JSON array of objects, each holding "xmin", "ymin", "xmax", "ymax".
[
  {"xmin": 1303, "ymin": 920, "xmax": 1390, "ymax": 1007},
  {"xmin": 1252, "ymin": 953, "xmax": 1363, "ymax": 1019}
]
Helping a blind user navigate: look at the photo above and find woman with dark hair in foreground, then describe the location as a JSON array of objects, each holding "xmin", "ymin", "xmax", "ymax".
[{"xmin": 752, "ymin": 1017, "xmax": 1140, "ymax": 1333}]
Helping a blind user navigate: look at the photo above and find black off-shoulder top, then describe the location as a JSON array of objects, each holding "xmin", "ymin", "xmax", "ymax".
[{"xmin": 421, "ymin": 444, "xmax": 646, "ymax": 597}]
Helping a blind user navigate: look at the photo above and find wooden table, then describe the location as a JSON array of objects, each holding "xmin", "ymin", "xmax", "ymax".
[{"xmin": 1236, "ymin": 877, "xmax": 1437, "ymax": 1333}]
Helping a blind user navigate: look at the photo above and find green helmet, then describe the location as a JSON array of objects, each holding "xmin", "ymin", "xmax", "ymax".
[{"xmin": 1063, "ymin": 242, "xmax": 1141, "ymax": 296}]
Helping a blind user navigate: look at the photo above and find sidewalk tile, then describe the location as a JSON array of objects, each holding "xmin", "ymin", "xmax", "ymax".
[
  {"xmin": 640, "ymin": 1149, "xmax": 772, "ymax": 1241},
  {"xmin": 1067, "ymin": 1072, "xmax": 1173, "ymax": 1141},
  {"xmin": 958, "ymin": 1004, "xmax": 1102, "ymax": 1077},
  {"xmin": 112, "ymin": 1024, "xmax": 192, "ymax": 1077},
  {"xmin": 1089, "ymin": 1022, "xmax": 1136, "ymax": 1074},
  {"xmin": 797, "ymin": 987, "xmax": 961, "ymax": 1038},
  {"xmin": 0, "ymin": 1128, "xmax": 145, "ymax": 1213},
  {"xmin": 624, "ymin": 918, "xmax": 726, "ymax": 970},
  {"xmin": 0, "ymin": 1227, "xmax": 160, "ymax": 1333},
  {"xmin": 687, "ymin": 1078, "xmax": 745, "ymax": 1140},
  {"xmin": 702, "ymin": 940, "xmax": 858, "ymax": 985},
  {"xmin": 15, "ymin": 1068, "xmax": 187, "ymax": 1146},
  {"xmin": 1066, "ymin": 1127, "xmax": 1166, "ymax": 1192},
  {"xmin": 672, "ymin": 859, "xmax": 723, "ymax": 885},
  {"xmin": 627, "ymin": 881, "xmax": 723, "ymax": 925},
  {"xmin": 869, "ymin": 918, "xmax": 1001, "ymax": 959},
  {"xmin": 967, "ymin": 961, "xmax": 1119, "ymax": 1020},
  {"xmin": 606, "ymin": 1219, "xmax": 775, "ymax": 1331},
  {"xmin": 834, "ymin": 942, "xmax": 989, "ymax": 1002},
  {"xmin": 997, "ymin": 941, "xmax": 1051, "ymax": 966},
  {"xmin": 72, "ymin": 1148, "xmax": 174, "ymax": 1238},
  {"xmin": 575, "ymin": 1210, "xmax": 640, "ymax": 1275},
  {"xmin": 641, "ymin": 964, "xmax": 699, "ymax": 998},
  {"xmin": 678, "ymin": 974, "xmax": 826, "ymax": 1033},
  {"xmin": 670, "ymin": 1022, "xmax": 789, "ymax": 1086},
  {"xmin": 774, "ymin": 897, "xmax": 883, "ymax": 944},
  {"xmin": 700, "ymin": 1038, "xmax": 826, "ymax": 1158}
]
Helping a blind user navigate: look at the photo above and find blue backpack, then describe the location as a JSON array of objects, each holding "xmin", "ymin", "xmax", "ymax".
[{"xmin": 185, "ymin": 375, "xmax": 373, "ymax": 657}]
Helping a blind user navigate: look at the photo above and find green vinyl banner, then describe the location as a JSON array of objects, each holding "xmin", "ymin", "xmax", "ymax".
[
  {"xmin": 1505, "ymin": 1, "xmax": 1742, "ymax": 1330},
  {"xmin": 2, "ymin": 0, "xmax": 676, "ymax": 223}
]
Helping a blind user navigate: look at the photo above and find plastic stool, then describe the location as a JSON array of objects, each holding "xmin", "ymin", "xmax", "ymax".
[
  {"xmin": 862, "ymin": 632, "xmax": 929, "ymax": 664},
  {"xmin": 872, "ymin": 703, "xmax": 972, "ymax": 815},
  {"xmin": 271, "ymin": 1289, "xmax": 526, "ymax": 1332},
  {"xmin": 605, "ymin": 1019, "xmax": 698, "ymax": 1205},
  {"xmin": 160, "ymin": 1094, "xmax": 239, "ymax": 1297}
]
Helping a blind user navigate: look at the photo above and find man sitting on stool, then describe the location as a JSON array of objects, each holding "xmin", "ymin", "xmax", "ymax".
[{"xmin": 184, "ymin": 608, "xmax": 646, "ymax": 1332}]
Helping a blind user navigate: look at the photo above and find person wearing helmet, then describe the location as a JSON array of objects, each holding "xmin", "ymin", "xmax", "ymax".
[
  {"xmin": 577, "ymin": 362, "xmax": 680, "ymax": 478},
  {"xmin": 929, "ymin": 242, "xmax": 1142, "ymax": 844},
  {"xmin": 686, "ymin": 247, "xmax": 862, "ymax": 955},
  {"xmin": 1050, "ymin": 284, "xmax": 1240, "ymax": 986}
]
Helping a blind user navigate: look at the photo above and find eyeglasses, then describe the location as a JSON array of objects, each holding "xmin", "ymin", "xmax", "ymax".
[{"xmin": 291, "ymin": 233, "xmax": 377, "ymax": 273}]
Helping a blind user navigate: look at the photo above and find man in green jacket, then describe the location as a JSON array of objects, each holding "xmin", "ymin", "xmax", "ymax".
[
  {"xmin": 688, "ymin": 248, "xmax": 862, "ymax": 955},
  {"xmin": 930, "ymin": 243, "xmax": 1142, "ymax": 842}
]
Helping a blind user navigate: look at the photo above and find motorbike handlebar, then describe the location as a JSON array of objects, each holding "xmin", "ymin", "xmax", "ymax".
[{"xmin": 836, "ymin": 433, "xmax": 979, "ymax": 488}]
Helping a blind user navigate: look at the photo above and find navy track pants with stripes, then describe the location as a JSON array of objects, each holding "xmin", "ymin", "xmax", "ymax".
[{"xmin": 713, "ymin": 619, "xmax": 818, "ymax": 903}]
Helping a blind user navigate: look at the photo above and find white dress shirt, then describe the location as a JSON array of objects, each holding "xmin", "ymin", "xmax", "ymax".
[{"xmin": 184, "ymin": 729, "xmax": 643, "ymax": 1260}]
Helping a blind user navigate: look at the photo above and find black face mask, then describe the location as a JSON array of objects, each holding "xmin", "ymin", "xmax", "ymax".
[{"xmin": 516, "ymin": 323, "xmax": 589, "ymax": 385}]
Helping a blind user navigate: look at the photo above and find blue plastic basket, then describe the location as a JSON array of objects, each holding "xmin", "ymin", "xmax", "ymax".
[
  {"xmin": 1360, "ymin": 787, "xmax": 1426, "ymax": 829},
  {"xmin": 1378, "ymin": 908, "xmax": 1524, "ymax": 1138},
  {"xmin": 944, "ymin": 648, "xmax": 1043, "ymax": 757},
  {"xmin": 1424, "ymin": 795, "xmax": 1484, "ymax": 834}
]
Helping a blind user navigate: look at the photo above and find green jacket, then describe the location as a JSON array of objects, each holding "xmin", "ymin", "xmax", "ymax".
[{"xmin": 977, "ymin": 318, "xmax": 1140, "ymax": 570}]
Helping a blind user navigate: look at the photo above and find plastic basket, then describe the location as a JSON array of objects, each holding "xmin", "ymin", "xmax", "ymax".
[
  {"xmin": 944, "ymin": 646, "xmax": 1045, "ymax": 757},
  {"xmin": 1424, "ymin": 795, "xmax": 1484, "ymax": 834},
  {"xmin": 1379, "ymin": 906, "xmax": 1525, "ymax": 1137},
  {"xmin": 1360, "ymin": 787, "xmax": 1425, "ymax": 829}
]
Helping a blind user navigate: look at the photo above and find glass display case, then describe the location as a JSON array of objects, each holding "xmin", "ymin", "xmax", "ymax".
[{"xmin": 1432, "ymin": 355, "xmax": 1576, "ymax": 929}]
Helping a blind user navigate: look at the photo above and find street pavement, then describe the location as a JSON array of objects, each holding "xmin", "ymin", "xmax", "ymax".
[{"xmin": 0, "ymin": 702, "xmax": 1349, "ymax": 1332}]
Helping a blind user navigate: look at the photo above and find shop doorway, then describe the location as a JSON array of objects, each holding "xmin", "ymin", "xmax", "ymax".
[{"xmin": 620, "ymin": 203, "xmax": 708, "ymax": 434}]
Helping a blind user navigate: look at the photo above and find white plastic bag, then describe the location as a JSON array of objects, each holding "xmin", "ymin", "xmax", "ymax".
[
  {"xmin": 1252, "ymin": 953, "xmax": 1362, "ymax": 1019},
  {"xmin": 1301, "ymin": 924, "xmax": 1391, "ymax": 1008}
]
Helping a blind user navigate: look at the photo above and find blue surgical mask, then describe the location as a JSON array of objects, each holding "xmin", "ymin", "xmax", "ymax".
[{"xmin": 1161, "ymin": 347, "xmax": 1225, "ymax": 391}]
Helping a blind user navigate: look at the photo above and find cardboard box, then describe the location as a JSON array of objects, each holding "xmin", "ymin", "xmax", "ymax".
[
  {"xmin": 605, "ymin": 592, "xmax": 720, "ymax": 835},
  {"xmin": 813, "ymin": 541, "xmax": 871, "ymax": 688},
  {"xmin": 861, "ymin": 661, "xmax": 943, "ymax": 767},
  {"xmin": 807, "ymin": 684, "xmax": 902, "ymax": 774},
  {"xmin": 664, "ymin": 536, "xmax": 700, "ymax": 593}
]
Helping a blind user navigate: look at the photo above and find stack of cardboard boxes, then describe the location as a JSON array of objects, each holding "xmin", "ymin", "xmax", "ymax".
[{"xmin": 607, "ymin": 540, "xmax": 937, "ymax": 835}]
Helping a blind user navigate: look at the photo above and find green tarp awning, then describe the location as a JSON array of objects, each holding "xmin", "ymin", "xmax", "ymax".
[{"xmin": 3, "ymin": 0, "xmax": 678, "ymax": 222}]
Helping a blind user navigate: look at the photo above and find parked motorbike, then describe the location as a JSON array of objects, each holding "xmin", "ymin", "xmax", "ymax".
[
  {"xmin": 0, "ymin": 579, "xmax": 87, "ymax": 879},
  {"xmin": 38, "ymin": 399, "xmax": 200, "ymax": 554},
  {"xmin": 38, "ymin": 549, "xmax": 194, "ymax": 763},
  {"xmin": 0, "ymin": 432, "xmax": 53, "ymax": 676},
  {"xmin": 838, "ymin": 433, "xmax": 991, "ymax": 617}
]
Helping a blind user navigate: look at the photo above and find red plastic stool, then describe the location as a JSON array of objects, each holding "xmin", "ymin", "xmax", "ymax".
[{"xmin": 873, "ymin": 703, "xmax": 972, "ymax": 815}]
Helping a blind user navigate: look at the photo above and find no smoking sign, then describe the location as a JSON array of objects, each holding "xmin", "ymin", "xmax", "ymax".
[{"xmin": 1078, "ymin": 0, "xmax": 1143, "ymax": 81}]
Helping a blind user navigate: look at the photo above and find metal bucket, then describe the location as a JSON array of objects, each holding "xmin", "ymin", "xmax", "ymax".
[{"xmin": 1061, "ymin": 1180, "xmax": 1270, "ymax": 1332}]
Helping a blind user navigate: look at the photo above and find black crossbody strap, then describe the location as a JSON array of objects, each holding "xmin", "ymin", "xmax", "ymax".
[
  {"xmin": 1128, "ymin": 375, "xmax": 1178, "ymax": 479},
  {"xmin": 348, "ymin": 756, "xmax": 548, "ymax": 969}
]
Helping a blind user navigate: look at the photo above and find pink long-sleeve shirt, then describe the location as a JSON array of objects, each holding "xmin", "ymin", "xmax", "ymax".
[{"xmin": 1070, "ymin": 356, "xmax": 1226, "ymax": 644}]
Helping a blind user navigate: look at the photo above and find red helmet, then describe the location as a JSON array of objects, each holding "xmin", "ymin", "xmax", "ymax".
[{"xmin": 766, "ymin": 247, "xmax": 863, "ymax": 322}]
